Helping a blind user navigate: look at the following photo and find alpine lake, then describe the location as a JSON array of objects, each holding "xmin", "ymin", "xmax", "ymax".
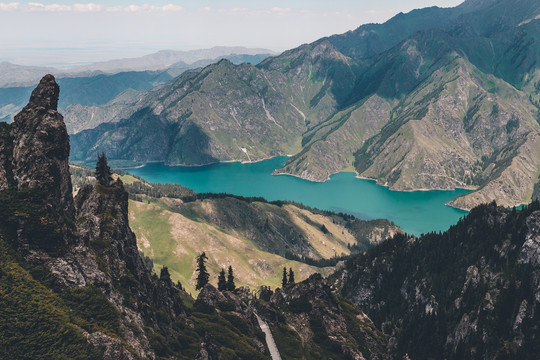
[{"xmin": 126, "ymin": 156, "xmax": 470, "ymax": 236}]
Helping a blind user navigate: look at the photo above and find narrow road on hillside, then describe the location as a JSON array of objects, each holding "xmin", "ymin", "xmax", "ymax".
[{"xmin": 255, "ymin": 313, "xmax": 282, "ymax": 360}]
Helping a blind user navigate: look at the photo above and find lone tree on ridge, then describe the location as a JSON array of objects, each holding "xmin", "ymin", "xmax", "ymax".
[
  {"xmin": 281, "ymin": 267, "xmax": 288, "ymax": 288},
  {"xmin": 227, "ymin": 265, "xmax": 236, "ymax": 291},
  {"xmin": 217, "ymin": 269, "xmax": 227, "ymax": 291},
  {"xmin": 195, "ymin": 252, "xmax": 209, "ymax": 290},
  {"xmin": 95, "ymin": 152, "xmax": 113, "ymax": 187}
]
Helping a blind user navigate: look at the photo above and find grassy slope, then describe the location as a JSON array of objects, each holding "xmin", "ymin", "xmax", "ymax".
[
  {"xmin": 129, "ymin": 197, "xmax": 357, "ymax": 295},
  {"xmin": 0, "ymin": 235, "xmax": 103, "ymax": 360}
]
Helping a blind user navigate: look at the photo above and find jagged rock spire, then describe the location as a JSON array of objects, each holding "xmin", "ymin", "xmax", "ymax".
[
  {"xmin": 11, "ymin": 74, "xmax": 75, "ymax": 229},
  {"xmin": 28, "ymin": 74, "xmax": 60, "ymax": 110}
]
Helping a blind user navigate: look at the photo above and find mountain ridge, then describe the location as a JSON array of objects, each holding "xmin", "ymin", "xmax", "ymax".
[{"xmin": 70, "ymin": 0, "xmax": 540, "ymax": 210}]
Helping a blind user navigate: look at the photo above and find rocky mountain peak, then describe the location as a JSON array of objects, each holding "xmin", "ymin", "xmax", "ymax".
[
  {"xmin": 7, "ymin": 74, "xmax": 75, "ymax": 246},
  {"xmin": 28, "ymin": 73, "xmax": 60, "ymax": 110}
]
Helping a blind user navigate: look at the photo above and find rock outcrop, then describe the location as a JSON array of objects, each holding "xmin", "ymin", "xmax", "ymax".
[
  {"xmin": 74, "ymin": 179, "xmax": 185, "ymax": 324},
  {"xmin": 267, "ymin": 274, "xmax": 389, "ymax": 360},
  {"xmin": 10, "ymin": 74, "xmax": 75, "ymax": 226},
  {"xmin": 195, "ymin": 274, "xmax": 390, "ymax": 360}
]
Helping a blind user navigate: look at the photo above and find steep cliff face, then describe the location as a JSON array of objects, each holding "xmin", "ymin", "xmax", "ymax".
[
  {"xmin": 10, "ymin": 74, "xmax": 75, "ymax": 227},
  {"xmin": 335, "ymin": 201, "xmax": 540, "ymax": 359},
  {"xmin": 0, "ymin": 122, "xmax": 14, "ymax": 191},
  {"xmin": 72, "ymin": 180, "xmax": 187, "ymax": 358}
]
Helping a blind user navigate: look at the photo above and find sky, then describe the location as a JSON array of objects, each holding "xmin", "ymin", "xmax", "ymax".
[{"xmin": 0, "ymin": 0, "xmax": 464, "ymax": 67}]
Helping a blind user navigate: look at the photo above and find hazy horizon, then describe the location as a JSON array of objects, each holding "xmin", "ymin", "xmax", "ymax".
[{"xmin": 1, "ymin": 0, "xmax": 464, "ymax": 67}]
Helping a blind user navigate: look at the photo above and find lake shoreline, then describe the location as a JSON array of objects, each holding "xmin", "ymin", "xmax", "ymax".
[
  {"xmin": 127, "ymin": 157, "xmax": 471, "ymax": 236},
  {"xmin": 115, "ymin": 156, "xmax": 476, "ymax": 195}
]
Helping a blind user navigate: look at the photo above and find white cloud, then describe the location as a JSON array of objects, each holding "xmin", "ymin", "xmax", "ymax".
[
  {"xmin": 105, "ymin": 5, "xmax": 122, "ymax": 12},
  {"xmin": 0, "ymin": 2, "xmax": 182, "ymax": 13},
  {"xmin": 162, "ymin": 4, "xmax": 182, "ymax": 12},
  {"xmin": 271, "ymin": 7, "xmax": 291, "ymax": 12},
  {"xmin": 73, "ymin": 3, "xmax": 103, "ymax": 12},
  {"xmin": 27, "ymin": 2, "xmax": 71, "ymax": 11},
  {"xmin": 123, "ymin": 4, "xmax": 182, "ymax": 12},
  {"xmin": 0, "ymin": 2, "xmax": 19, "ymax": 11}
]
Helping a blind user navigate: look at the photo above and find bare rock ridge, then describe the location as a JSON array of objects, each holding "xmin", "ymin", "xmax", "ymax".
[{"xmin": 10, "ymin": 74, "xmax": 75, "ymax": 230}]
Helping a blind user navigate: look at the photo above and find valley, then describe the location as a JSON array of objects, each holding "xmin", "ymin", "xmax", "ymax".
[
  {"xmin": 71, "ymin": 163, "xmax": 401, "ymax": 295},
  {"xmin": 125, "ymin": 157, "xmax": 469, "ymax": 235}
]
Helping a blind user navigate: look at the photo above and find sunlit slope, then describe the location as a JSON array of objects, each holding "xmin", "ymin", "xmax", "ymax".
[{"xmin": 128, "ymin": 196, "xmax": 399, "ymax": 294}]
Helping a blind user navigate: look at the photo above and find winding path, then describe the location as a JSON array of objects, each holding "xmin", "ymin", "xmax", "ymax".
[{"xmin": 255, "ymin": 313, "xmax": 282, "ymax": 360}]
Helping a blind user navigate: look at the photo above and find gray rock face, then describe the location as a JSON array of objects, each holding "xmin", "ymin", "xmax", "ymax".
[
  {"xmin": 520, "ymin": 211, "xmax": 540, "ymax": 267},
  {"xmin": 267, "ymin": 274, "xmax": 389, "ymax": 360},
  {"xmin": 10, "ymin": 74, "xmax": 75, "ymax": 226},
  {"xmin": 84, "ymin": 331, "xmax": 136, "ymax": 360},
  {"xmin": 0, "ymin": 122, "xmax": 14, "ymax": 191}
]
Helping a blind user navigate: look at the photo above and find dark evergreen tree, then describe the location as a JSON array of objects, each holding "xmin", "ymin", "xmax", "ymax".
[
  {"xmin": 217, "ymin": 268, "xmax": 227, "ymax": 291},
  {"xmin": 227, "ymin": 265, "xmax": 236, "ymax": 291},
  {"xmin": 288, "ymin": 268, "xmax": 295, "ymax": 284},
  {"xmin": 282, "ymin": 267, "xmax": 288, "ymax": 288},
  {"xmin": 95, "ymin": 152, "xmax": 113, "ymax": 186},
  {"xmin": 195, "ymin": 252, "xmax": 209, "ymax": 290},
  {"xmin": 160, "ymin": 266, "xmax": 171, "ymax": 281}
]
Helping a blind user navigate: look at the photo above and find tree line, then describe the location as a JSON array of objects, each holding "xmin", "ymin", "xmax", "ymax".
[{"xmin": 194, "ymin": 251, "xmax": 298, "ymax": 292}]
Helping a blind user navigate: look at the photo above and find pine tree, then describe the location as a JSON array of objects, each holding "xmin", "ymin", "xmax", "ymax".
[
  {"xmin": 217, "ymin": 268, "xmax": 227, "ymax": 291},
  {"xmin": 195, "ymin": 252, "xmax": 209, "ymax": 290},
  {"xmin": 95, "ymin": 152, "xmax": 113, "ymax": 187},
  {"xmin": 160, "ymin": 266, "xmax": 171, "ymax": 281},
  {"xmin": 227, "ymin": 265, "xmax": 236, "ymax": 291},
  {"xmin": 288, "ymin": 268, "xmax": 295, "ymax": 284},
  {"xmin": 282, "ymin": 267, "xmax": 288, "ymax": 288}
]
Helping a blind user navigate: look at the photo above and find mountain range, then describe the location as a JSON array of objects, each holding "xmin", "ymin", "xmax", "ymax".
[
  {"xmin": 0, "ymin": 46, "xmax": 276, "ymax": 87},
  {"xmin": 67, "ymin": 0, "xmax": 540, "ymax": 211},
  {"xmin": 334, "ymin": 200, "xmax": 540, "ymax": 358},
  {"xmin": 0, "ymin": 50, "xmax": 274, "ymax": 132},
  {"xmin": 1, "ymin": 74, "xmax": 539, "ymax": 358}
]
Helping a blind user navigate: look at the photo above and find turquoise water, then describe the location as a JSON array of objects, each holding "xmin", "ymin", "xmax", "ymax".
[{"xmin": 127, "ymin": 157, "xmax": 470, "ymax": 236}]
